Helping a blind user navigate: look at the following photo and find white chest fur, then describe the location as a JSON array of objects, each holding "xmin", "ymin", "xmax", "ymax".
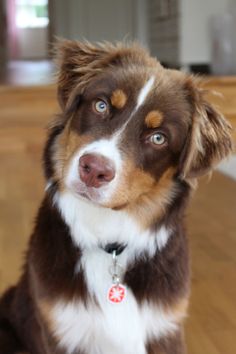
[
  {"xmin": 52, "ymin": 191, "xmax": 178, "ymax": 354},
  {"xmin": 55, "ymin": 190, "xmax": 170, "ymax": 258},
  {"xmin": 52, "ymin": 302, "xmax": 179, "ymax": 354},
  {"xmin": 52, "ymin": 258, "xmax": 179, "ymax": 354}
]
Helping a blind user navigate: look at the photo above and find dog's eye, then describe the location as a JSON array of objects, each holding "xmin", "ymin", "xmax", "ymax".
[
  {"xmin": 94, "ymin": 100, "xmax": 108, "ymax": 114},
  {"xmin": 150, "ymin": 133, "xmax": 166, "ymax": 146}
]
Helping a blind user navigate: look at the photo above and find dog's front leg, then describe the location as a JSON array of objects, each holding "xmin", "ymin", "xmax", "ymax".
[{"xmin": 147, "ymin": 328, "xmax": 187, "ymax": 354}]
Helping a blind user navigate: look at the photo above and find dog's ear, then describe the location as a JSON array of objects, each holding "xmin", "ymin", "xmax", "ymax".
[
  {"xmin": 55, "ymin": 39, "xmax": 110, "ymax": 110},
  {"xmin": 178, "ymin": 78, "xmax": 233, "ymax": 180}
]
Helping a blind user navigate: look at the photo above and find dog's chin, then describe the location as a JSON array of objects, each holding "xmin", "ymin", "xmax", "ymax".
[
  {"xmin": 68, "ymin": 181, "xmax": 112, "ymax": 208},
  {"xmin": 66, "ymin": 180, "xmax": 129, "ymax": 210}
]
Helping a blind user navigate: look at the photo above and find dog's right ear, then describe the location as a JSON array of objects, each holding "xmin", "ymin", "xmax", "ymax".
[
  {"xmin": 178, "ymin": 77, "xmax": 233, "ymax": 180},
  {"xmin": 54, "ymin": 39, "xmax": 109, "ymax": 110}
]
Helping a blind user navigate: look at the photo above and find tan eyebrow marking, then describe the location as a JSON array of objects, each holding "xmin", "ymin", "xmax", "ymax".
[
  {"xmin": 111, "ymin": 89, "xmax": 127, "ymax": 109},
  {"xmin": 145, "ymin": 110, "xmax": 163, "ymax": 129}
]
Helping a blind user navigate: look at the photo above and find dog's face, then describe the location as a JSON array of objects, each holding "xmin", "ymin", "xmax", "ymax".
[{"xmin": 44, "ymin": 41, "xmax": 232, "ymax": 224}]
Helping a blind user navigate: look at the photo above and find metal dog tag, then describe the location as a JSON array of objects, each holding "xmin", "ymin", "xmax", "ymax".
[
  {"xmin": 108, "ymin": 250, "xmax": 126, "ymax": 304},
  {"xmin": 108, "ymin": 284, "xmax": 126, "ymax": 303}
]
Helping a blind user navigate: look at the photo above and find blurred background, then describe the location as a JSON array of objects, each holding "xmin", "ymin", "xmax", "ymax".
[
  {"xmin": 0, "ymin": 1, "xmax": 235, "ymax": 354},
  {"xmin": 1, "ymin": 0, "xmax": 236, "ymax": 79}
]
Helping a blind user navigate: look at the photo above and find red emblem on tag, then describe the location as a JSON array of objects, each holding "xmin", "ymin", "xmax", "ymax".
[{"xmin": 108, "ymin": 284, "xmax": 126, "ymax": 303}]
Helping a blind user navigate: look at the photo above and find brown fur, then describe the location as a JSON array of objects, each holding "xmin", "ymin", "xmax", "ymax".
[
  {"xmin": 53, "ymin": 127, "xmax": 93, "ymax": 190},
  {"xmin": 147, "ymin": 328, "xmax": 187, "ymax": 354},
  {"xmin": 179, "ymin": 77, "xmax": 232, "ymax": 179}
]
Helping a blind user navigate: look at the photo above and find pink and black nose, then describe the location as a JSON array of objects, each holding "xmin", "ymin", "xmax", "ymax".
[{"xmin": 79, "ymin": 154, "xmax": 115, "ymax": 188}]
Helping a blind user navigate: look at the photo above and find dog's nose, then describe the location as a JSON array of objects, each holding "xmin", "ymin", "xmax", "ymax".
[{"xmin": 79, "ymin": 154, "xmax": 115, "ymax": 188}]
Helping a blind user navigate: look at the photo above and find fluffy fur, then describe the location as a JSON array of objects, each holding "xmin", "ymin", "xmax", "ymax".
[{"xmin": 0, "ymin": 40, "xmax": 232, "ymax": 354}]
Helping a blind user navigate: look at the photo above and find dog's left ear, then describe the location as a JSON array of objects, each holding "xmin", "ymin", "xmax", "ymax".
[{"xmin": 178, "ymin": 78, "xmax": 233, "ymax": 180}]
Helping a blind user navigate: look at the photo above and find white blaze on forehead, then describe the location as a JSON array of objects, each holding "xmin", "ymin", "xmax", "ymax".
[
  {"xmin": 113, "ymin": 75, "xmax": 156, "ymax": 140},
  {"xmin": 136, "ymin": 76, "xmax": 155, "ymax": 111},
  {"xmin": 77, "ymin": 139, "xmax": 122, "ymax": 168}
]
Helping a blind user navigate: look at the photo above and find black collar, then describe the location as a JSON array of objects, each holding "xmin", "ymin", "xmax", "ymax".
[{"xmin": 103, "ymin": 242, "xmax": 127, "ymax": 256}]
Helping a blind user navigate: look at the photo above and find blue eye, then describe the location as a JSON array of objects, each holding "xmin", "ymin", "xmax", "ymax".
[
  {"xmin": 94, "ymin": 100, "xmax": 108, "ymax": 113},
  {"xmin": 150, "ymin": 133, "xmax": 166, "ymax": 145}
]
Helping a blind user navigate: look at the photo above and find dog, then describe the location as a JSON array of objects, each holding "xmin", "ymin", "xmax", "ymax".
[{"xmin": 0, "ymin": 40, "xmax": 232, "ymax": 354}]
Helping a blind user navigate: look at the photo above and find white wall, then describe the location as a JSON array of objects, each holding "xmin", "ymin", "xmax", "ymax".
[
  {"xmin": 228, "ymin": 0, "xmax": 236, "ymax": 70},
  {"xmin": 51, "ymin": 0, "xmax": 148, "ymax": 46},
  {"xmin": 49, "ymin": 0, "xmax": 236, "ymax": 66},
  {"xmin": 52, "ymin": 0, "xmax": 133, "ymax": 42},
  {"xmin": 132, "ymin": 0, "xmax": 149, "ymax": 48},
  {"xmin": 180, "ymin": 0, "xmax": 230, "ymax": 65},
  {"xmin": 75, "ymin": 0, "xmax": 134, "ymax": 42},
  {"xmin": 50, "ymin": 0, "xmax": 70, "ymax": 39}
]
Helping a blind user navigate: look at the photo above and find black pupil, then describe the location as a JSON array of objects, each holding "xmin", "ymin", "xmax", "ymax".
[{"xmin": 99, "ymin": 102, "xmax": 105, "ymax": 110}]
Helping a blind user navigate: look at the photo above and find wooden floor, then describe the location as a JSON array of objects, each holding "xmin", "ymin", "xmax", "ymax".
[{"xmin": 0, "ymin": 85, "xmax": 236, "ymax": 353}]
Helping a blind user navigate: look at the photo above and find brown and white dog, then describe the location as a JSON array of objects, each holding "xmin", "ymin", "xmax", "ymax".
[{"xmin": 0, "ymin": 41, "xmax": 232, "ymax": 354}]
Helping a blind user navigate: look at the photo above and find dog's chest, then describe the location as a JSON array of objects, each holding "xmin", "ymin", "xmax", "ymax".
[
  {"xmin": 51, "ymin": 250, "xmax": 178, "ymax": 354},
  {"xmin": 52, "ymin": 192, "xmax": 177, "ymax": 353},
  {"xmin": 52, "ymin": 249, "xmax": 139, "ymax": 353}
]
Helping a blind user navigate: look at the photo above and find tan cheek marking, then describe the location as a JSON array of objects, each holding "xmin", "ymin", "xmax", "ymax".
[
  {"xmin": 103, "ymin": 160, "xmax": 177, "ymax": 230},
  {"xmin": 145, "ymin": 110, "xmax": 163, "ymax": 129},
  {"xmin": 103, "ymin": 160, "xmax": 155, "ymax": 210},
  {"xmin": 51, "ymin": 124, "xmax": 93, "ymax": 190},
  {"xmin": 127, "ymin": 167, "xmax": 177, "ymax": 229},
  {"xmin": 111, "ymin": 89, "xmax": 127, "ymax": 109}
]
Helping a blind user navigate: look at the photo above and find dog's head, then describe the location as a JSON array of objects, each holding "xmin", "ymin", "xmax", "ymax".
[{"xmin": 44, "ymin": 40, "xmax": 232, "ymax": 224}]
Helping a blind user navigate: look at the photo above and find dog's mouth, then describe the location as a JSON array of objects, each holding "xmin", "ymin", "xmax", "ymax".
[
  {"xmin": 73, "ymin": 182, "xmax": 98, "ymax": 200},
  {"xmin": 71, "ymin": 180, "xmax": 111, "ymax": 205}
]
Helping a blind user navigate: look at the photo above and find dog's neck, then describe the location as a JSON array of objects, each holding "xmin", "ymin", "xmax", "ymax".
[
  {"xmin": 54, "ymin": 189, "xmax": 172, "ymax": 261},
  {"xmin": 103, "ymin": 242, "xmax": 127, "ymax": 256}
]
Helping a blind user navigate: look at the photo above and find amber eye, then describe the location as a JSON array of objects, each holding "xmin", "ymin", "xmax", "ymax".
[
  {"xmin": 94, "ymin": 100, "xmax": 108, "ymax": 113},
  {"xmin": 150, "ymin": 133, "xmax": 166, "ymax": 145}
]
